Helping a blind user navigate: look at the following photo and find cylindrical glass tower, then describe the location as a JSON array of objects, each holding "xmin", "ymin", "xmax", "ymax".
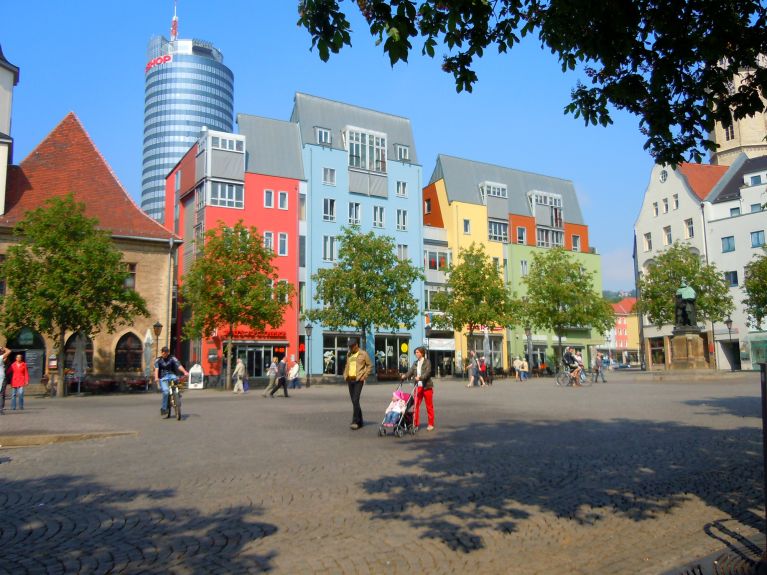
[{"xmin": 141, "ymin": 35, "xmax": 234, "ymax": 221}]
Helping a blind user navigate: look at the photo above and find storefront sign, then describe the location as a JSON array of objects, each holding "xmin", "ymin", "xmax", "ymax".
[
  {"xmin": 219, "ymin": 328, "xmax": 287, "ymax": 340},
  {"xmin": 145, "ymin": 54, "xmax": 173, "ymax": 73}
]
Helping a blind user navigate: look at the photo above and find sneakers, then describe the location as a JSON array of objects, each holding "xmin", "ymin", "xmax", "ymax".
[
  {"xmin": 427, "ymin": 425, "xmax": 435, "ymax": 431},
  {"xmin": 350, "ymin": 423, "xmax": 360, "ymax": 430},
  {"xmin": 160, "ymin": 409, "xmax": 168, "ymax": 417}
]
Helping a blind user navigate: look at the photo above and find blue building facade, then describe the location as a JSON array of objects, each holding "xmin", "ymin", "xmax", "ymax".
[
  {"xmin": 290, "ymin": 93, "xmax": 425, "ymax": 377},
  {"xmin": 142, "ymin": 35, "xmax": 234, "ymax": 221}
]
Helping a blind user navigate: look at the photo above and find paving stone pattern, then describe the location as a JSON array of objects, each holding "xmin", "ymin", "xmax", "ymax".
[{"xmin": 0, "ymin": 372, "xmax": 765, "ymax": 574}]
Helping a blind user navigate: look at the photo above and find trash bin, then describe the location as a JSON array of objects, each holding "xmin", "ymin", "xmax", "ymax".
[{"xmin": 188, "ymin": 364, "xmax": 204, "ymax": 389}]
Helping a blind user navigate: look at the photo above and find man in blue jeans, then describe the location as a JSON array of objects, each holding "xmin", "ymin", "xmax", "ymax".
[{"xmin": 154, "ymin": 346, "xmax": 189, "ymax": 416}]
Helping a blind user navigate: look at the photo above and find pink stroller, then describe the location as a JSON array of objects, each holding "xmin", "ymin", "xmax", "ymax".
[{"xmin": 378, "ymin": 381, "xmax": 417, "ymax": 438}]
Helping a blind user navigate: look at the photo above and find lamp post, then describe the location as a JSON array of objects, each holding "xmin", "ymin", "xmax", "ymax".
[
  {"xmin": 305, "ymin": 324, "xmax": 313, "ymax": 388},
  {"xmin": 153, "ymin": 322, "xmax": 163, "ymax": 362},
  {"xmin": 525, "ymin": 325, "xmax": 533, "ymax": 375},
  {"xmin": 725, "ymin": 315, "xmax": 734, "ymax": 372}
]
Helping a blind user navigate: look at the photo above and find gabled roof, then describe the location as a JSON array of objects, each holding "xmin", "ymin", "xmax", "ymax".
[
  {"xmin": 2, "ymin": 113, "xmax": 175, "ymax": 241},
  {"xmin": 236, "ymin": 113, "xmax": 305, "ymax": 181},
  {"xmin": 676, "ymin": 163, "xmax": 728, "ymax": 200},
  {"xmin": 709, "ymin": 154, "xmax": 767, "ymax": 203},
  {"xmin": 430, "ymin": 154, "xmax": 585, "ymax": 225},
  {"xmin": 290, "ymin": 92, "xmax": 418, "ymax": 164},
  {"xmin": 612, "ymin": 297, "xmax": 637, "ymax": 315}
]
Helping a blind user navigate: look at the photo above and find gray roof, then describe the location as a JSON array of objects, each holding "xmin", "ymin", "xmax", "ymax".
[
  {"xmin": 429, "ymin": 154, "xmax": 585, "ymax": 224},
  {"xmin": 290, "ymin": 92, "xmax": 418, "ymax": 164},
  {"xmin": 708, "ymin": 153, "xmax": 767, "ymax": 203},
  {"xmin": 236, "ymin": 114, "xmax": 305, "ymax": 181}
]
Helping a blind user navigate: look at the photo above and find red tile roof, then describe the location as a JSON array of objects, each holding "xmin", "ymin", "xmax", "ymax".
[
  {"xmin": 611, "ymin": 297, "xmax": 637, "ymax": 315},
  {"xmin": 2, "ymin": 113, "xmax": 175, "ymax": 241},
  {"xmin": 676, "ymin": 163, "xmax": 728, "ymax": 200}
]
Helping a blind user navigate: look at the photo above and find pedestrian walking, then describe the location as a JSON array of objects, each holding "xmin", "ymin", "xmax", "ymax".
[
  {"xmin": 232, "ymin": 357, "xmax": 246, "ymax": 394},
  {"xmin": 478, "ymin": 357, "xmax": 488, "ymax": 386},
  {"xmin": 268, "ymin": 356, "xmax": 290, "ymax": 398},
  {"xmin": 343, "ymin": 337, "xmax": 372, "ymax": 430},
  {"xmin": 288, "ymin": 354, "xmax": 301, "ymax": 389},
  {"xmin": 0, "ymin": 345, "xmax": 12, "ymax": 414},
  {"xmin": 519, "ymin": 358, "xmax": 529, "ymax": 381},
  {"xmin": 9, "ymin": 353, "xmax": 29, "ymax": 410},
  {"xmin": 593, "ymin": 352, "xmax": 607, "ymax": 383},
  {"xmin": 262, "ymin": 357, "xmax": 279, "ymax": 397},
  {"xmin": 402, "ymin": 346, "xmax": 435, "ymax": 431},
  {"xmin": 513, "ymin": 356, "xmax": 522, "ymax": 381},
  {"xmin": 466, "ymin": 351, "xmax": 478, "ymax": 387}
]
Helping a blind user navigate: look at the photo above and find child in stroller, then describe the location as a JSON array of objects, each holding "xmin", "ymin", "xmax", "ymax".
[{"xmin": 378, "ymin": 383, "xmax": 416, "ymax": 437}]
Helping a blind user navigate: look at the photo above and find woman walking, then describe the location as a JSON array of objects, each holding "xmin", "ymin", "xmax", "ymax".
[
  {"xmin": 10, "ymin": 353, "xmax": 29, "ymax": 410},
  {"xmin": 232, "ymin": 358, "xmax": 246, "ymax": 394},
  {"xmin": 402, "ymin": 346, "xmax": 435, "ymax": 431}
]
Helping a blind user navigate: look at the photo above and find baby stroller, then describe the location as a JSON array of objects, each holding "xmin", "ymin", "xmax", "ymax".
[{"xmin": 378, "ymin": 381, "xmax": 417, "ymax": 438}]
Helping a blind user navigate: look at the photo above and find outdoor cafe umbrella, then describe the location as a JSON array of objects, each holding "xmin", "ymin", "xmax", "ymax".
[
  {"xmin": 143, "ymin": 329, "xmax": 154, "ymax": 391},
  {"xmin": 482, "ymin": 327, "xmax": 491, "ymax": 366},
  {"xmin": 72, "ymin": 332, "xmax": 87, "ymax": 394}
]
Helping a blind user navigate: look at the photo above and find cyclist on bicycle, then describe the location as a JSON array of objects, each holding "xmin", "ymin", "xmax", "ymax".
[
  {"xmin": 562, "ymin": 346, "xmax": 583, "ymax": 386},
  {"xmin": 154, "ymin": 346, "xmax": 188, "ymax": 417}
]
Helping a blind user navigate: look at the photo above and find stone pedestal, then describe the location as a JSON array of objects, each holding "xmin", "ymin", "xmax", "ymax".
[{"xmin": 670, "ymin": 331, "xmax": 708, "ymax": 370}]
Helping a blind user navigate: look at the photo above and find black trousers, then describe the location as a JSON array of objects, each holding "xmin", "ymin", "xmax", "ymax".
[
  {"xmin": 270, "ymin": 377, "xmax": 289, "ymax": 397},
  {"xmin": 0, "ymin": 381, "xmax": 5, "ymax": 411},
  {"xmin": 347, "ymin": 379, "xmax": 364, "ymax": 425}
]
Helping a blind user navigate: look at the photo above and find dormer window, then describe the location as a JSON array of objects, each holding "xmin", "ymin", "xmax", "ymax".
[
  {"xmin": 479, "ymin": 181, "xmax": 508, "ymax": 200},
  {"xmin": 316, "ymin": 127, "xmax": 331, "ymax": 146},
  {"xmin": 346, "ymin": 127, "xmax": 387, "ymax": 173},
  {"xmin": 395, "ymin": 144, "xmax": 410, "ymax": 162}
]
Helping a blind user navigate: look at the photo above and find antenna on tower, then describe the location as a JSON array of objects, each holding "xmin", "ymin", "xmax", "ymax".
[{"xmin": 170, "ymin": 0, "xmax": 178, "ymax": 41}]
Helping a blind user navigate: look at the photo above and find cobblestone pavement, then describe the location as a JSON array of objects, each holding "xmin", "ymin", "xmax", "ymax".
[{"xmin": 1, "ymin": 372, "xmax": 765, "ymax": 574}]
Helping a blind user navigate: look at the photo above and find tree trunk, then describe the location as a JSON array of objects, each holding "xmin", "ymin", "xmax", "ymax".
[
  {"xmin": 225, "ymin": 326, "xmax": 233, "ymax": 391},
  {"xmin": 56, "ymin": 326, "xmax": 66, "ymax": 398}
]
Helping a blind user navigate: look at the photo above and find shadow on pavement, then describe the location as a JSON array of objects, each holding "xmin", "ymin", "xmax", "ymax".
[
  {"xmin": 358, "ymin": 418, "xmax": 765, "ymax": 554},
  {"xmin": 684, "ymin": 396, "xmax": 761, "ymax": 419},
  {"xmin": 0, "ymin": 474, "xmax": 278, "ymax": 572}
]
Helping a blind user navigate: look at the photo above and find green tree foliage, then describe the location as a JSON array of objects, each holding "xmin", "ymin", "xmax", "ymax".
[
  {"xmin": 304, "ymin": 226, "xmax": 423, "ymax": 350},
  {"xmin": 431, "ymin": 243, "xmax": 515, "ymax": 338},
  {"xmin": 181, "ymin": 221, "xmax": 294, "ymax": 389},
  {"xmin": 636, "ymin": 242, "xmax": 733, "ymax": 328},
  {"xmin": 744, "ymin": 247, "xmax": 767, "ymax": 329},
  {"xmin": 0, "ymin": 195, "xmax": 149, "ymax": 397},
  {"xmin": 298, "ymin": 0, "xmax": 767, "ymax": 165},
  {"xmin": 521, "ymin": 247, "xmax": 614, "ymax": 360}
]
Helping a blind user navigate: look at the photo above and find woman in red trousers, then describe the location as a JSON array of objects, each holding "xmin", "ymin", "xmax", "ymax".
[{"xmin": 401, "ymin": 346, "xmax": 435, "ymax": 431}]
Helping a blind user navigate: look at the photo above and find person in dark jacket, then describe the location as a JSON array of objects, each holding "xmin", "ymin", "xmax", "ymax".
[
  {"xmin": 269, "ymin": 356, "xmax": 290, "ymax": 398},
  {"xmin": 402, "ymin": 346, "xmax": 435, "ymax": 431}
]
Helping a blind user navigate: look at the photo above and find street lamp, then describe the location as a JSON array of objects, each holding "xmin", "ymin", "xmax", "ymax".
[
  {"xmin": 725, "ymin": 315, "xmax": 734, "ymax": 372},
  {"xmin": 153, "ymin": 322, "xmax": 163, "ymax": 362},
  {"xmin": 524, "ymin": 325, "xmax": 533, "ymax": 376},
  {"xmin": 305, "ymin": 324, "xmax": 313, "ymax": 388}
]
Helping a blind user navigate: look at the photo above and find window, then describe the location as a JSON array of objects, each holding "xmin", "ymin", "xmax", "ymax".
[
  {"xmin": 424, "ymin": 199, "xmax": 431, "ymax": 214},
  {"xmin": 299, "ymin": 281, "xmax": 306, "ymax": 312},
  {"xmin": 323, "ymin": 198, "xmax": 336, "ymax": 222},
  {"xmin": 662, "ymin": 198, "xmax": 669, "ymax": 213},
  {"xmin": 277, "ymin": 280, "xmax": 290, "ymax": 304},
  {"xmin": 663, "ymin": 225, "xmax": 672, "ymax": 246},
  {"xmin": 493, "ymin": 257, "xmax": 500, "ymax": 271},
  {"xmin": 278, "ymin": 191, "xmax": 288, "ymax": 210},
  {"xmin": 264, "ymin": 231, "xmax": 274, "ymax": 251},
  {"xmin": 174, "ymin": 170, "xmax": 181, "ymax": 193},
  {"xmin": 642, "ymin": 233, "xmax": 652, "ymax": 252},
  {"xmin": 373, "ymin": 206, "xmax": 385, "ymax": 228},
  {"xmin": 722, "ymin": 236, "xmax": 735, "ymax": 252},
  {"xmin": 209, "ymin": 182, "xmax": 244, "ymax": 208},
  {"xmin": 653, "ymin": 202, "xmax": 659, "ymax": 217},
  {"xmin": 425, "ymin": 250, "xmax": 450, "ymax": 271},
  {"xmin": 724, "ymin": 271, "xmax": 739, "ymax": 286},
  {"xmin": 299, "ymin": 235, "xmax": 306, "ymax": 267},
  {"xmin": 751, "ymin": 175, "xmax": 762, "ymax": 186},
  {"xmin": 572, "ymin": 235, "xmax": 581, "ymax": 252},
  {"xmin": 396, "ymin": 181, "xmax": 407, "ymax": 197},
  {"xmin": 124, "ymin": 263, "xmax": 137, "ymax": 290},
  {"xmin": 114, "ymin": 333, "xmax": 142, "ymax": 371},
  {"xmin": 752, "ymin": 230, "xmax": 765, "ymax": 247},
  {"xmin": 533, "ymin": 192, "xmax": 563, "ymax": 207},
  {"xmin": 751, "ymin": 203, "xmax": 763, "ymax": 213},
  {"xmin": 684, "ymin": 218, "xmax": 694, "ymax": 239},
  {"xmin": 347, "ymin": 202, "xmax": 361, "ymax": 225},
  {"xmin": 397, "ymin": 244, "xmax": 408, "ymax": 260},
  {"xmin": 396, "ymin": 209, "xmax": 408, "ymax": 231},
  {"xmin": 520, "ymin": 260, "xmax": 528, "ymax": 277},
  {"xmin": 211, "ymin": 136, "xmax": 244, "ymax": 152},
  {"xmin": 480, "ymin": 181, "xmax": 508, "ymax": 199},
  {"xmin": 731, "ymin": 206, "xmax": 741, "ymax": 217},
  {"xmin": 724, "ymin": 122, "xmax": 735, "ymax": 141},
  {"xmin": 395, "ymin": 144, "xmax": 409, "ymax": 161},
  {"xmin": 316, "ymin": 127, "xmax": 331, "ymax": 145},
  {"xmin": 463, "ymin": 219, "xmax": 471, "ymax": 234},
  {"xmin": 347, "ymin": 128, "xmax": 387, "ymax": 173},
  {"xmin": 323, "ymin": 236, "xmax": 336, "ymax": 261},
  {"xmin": 517, "ymin": 227, "xmax": 527, "ymax": 244},
  {"xmin": 673, "ymin": 194, "xmax": 679, "ymax": 210},
  {"xmin": 299, "ymin": 195, "xmax": 306, "ymax": 221},
  {"xmin": 278, "ymin": 233, "xmax": 288, "ymax": 256},
  {"xmin": 536, "ymin": 228, "xmax": 564, "ymax": 247},
  {"xmin": 488, "ymin": 220, "xmax": 509, "ymax": 243},
  {"xmin": 264, "ymin": 189, "xmax": 274, "ymax": 208},
  {"xmin": 323, "ymin": 167, "xmax": 336, "ymax": 186}
]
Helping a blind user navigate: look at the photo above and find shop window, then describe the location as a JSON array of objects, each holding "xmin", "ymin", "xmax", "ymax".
[{"xmin": 114, "ymin": 332, "xmax": 142, "ymax": 371}]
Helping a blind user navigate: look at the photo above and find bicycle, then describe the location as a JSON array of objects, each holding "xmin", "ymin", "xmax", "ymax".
[
  {"xmin": 161, "ymin": 374, "xmax": 186, "ymax": 420},
  {"xmin": 555, "ymin": 364, "xmax": 592, "ymax": 387}
]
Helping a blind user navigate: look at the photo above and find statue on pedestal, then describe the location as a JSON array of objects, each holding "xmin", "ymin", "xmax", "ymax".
[{"xmin": 674, "ymin": 282, "xmax": 700, "ymax": 334}]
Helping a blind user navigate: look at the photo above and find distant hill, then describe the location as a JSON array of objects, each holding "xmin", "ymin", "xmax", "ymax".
[{"xmin": 603, "ymin": 289, "xmax": 636, "ymax": 303}]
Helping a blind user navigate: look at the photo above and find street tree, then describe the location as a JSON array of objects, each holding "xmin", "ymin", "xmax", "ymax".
[
  {"xmin": 521, "ymin": 247, "xmax": 614, "ymax": 361},
  {"xmin": 431, "ymin": 242, "xmax": 515, "ymax": 348},
  {"xmin": 304, "ymin": 226, "xmax": 423, "ymax": 351},
  {"xmin": 298, "ymin": 0, "xmax": 767, "ymax": 165},
  {"xmin": 636, "ymin": 242, "xmax": 733, "ymax": 328},
  {"xmin": 181, "ymin": 221, "xmax": 294, "ymax": 389},
  {"xmin": 0, "ymin": 194, "xmax": 149, "ymax": 397},
  {"xmin": 743, "ymin": 247, "xmax": 767, "ymax": 329}
]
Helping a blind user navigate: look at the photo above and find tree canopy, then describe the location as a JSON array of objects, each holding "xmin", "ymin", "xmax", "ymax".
[
  {"xmin": 298, "ymin": 0, "xmax": 767, "ymax": 165},
  {"xmin": 431, "ymin": 242, "xmax": 515, "ymax": 336},
  {"xmin": 636, "ymin": 242, "xmax": 733, "ymax": 328},
  {"xmin": 180, "ymin": 221, "xmax": 294, "ymax": 389},
  {"xmin": 0, "ymin": 194, "xmax": 149, "ymax": 396},
  {"xmin": 521, "ymin": 247, "xmax": 614, "ymax": 359},
  {"xmin": 304, "ymin": 226, "xmax": 423, "ymax": 350},
  {"xmin": 743, "ymin": 247, "xmax": 767, "ymax": 329}
]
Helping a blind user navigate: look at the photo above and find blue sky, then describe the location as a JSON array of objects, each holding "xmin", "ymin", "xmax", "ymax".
[{"xmin": 3, "ymin": 1, "xmax": 654, "ymax": 290}]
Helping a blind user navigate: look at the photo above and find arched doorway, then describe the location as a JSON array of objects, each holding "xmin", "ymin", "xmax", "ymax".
[{"xmin": 6, "ymin": 327, "xmax": 46, "ymax": 384}]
